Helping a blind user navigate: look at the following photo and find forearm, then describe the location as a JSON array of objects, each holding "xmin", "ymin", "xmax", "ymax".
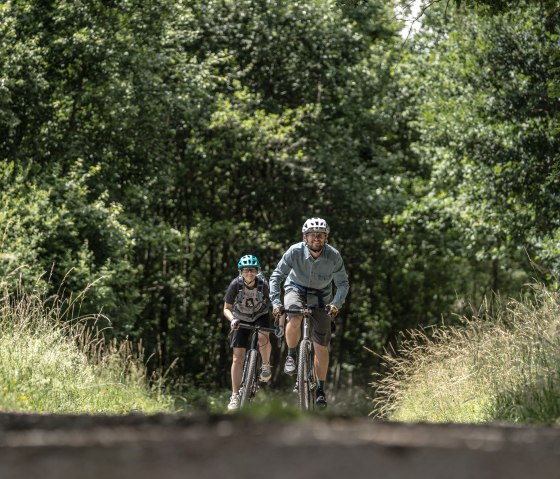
[
  {"xmin": 223, "ymin": 304, "xmax": 234, "ymax": 322},
  {"xmin": 269, "ymin": 269, "xmax": 286, "ymax": 306},
  {"xmin": 332, "ymin": 262, "xmax": 349, "ymax": 309},
  {"xmin": 269, "ymin": 249, "xmax": 293, "ymax": 306}
]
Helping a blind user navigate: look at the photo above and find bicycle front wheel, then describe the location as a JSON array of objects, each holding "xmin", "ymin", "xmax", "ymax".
[
  {"xmin": 297, "ymin": 339, "xmax": 313, "ymax": 410},
  {"xmin": 239, "ymin": 349, "xmax": 258, "ymax": 408}
]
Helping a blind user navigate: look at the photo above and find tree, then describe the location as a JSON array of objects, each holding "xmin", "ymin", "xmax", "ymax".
[{"xmin": 387, "ymin": 1, "xmax": 560, "ymax": 320}]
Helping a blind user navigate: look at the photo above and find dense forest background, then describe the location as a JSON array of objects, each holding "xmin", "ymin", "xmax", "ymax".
[{"xmin": 1, "ymin": 0, "xmax": 559, "ymax": 392}]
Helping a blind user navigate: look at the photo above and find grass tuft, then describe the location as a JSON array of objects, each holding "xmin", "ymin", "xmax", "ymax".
[
  {"xmin": 0, "ymin": 285, "xmax": 176, "ymax": 414},
  {"xmin": 371, "ymin": 284, "xmax": 560, "ymax": 424}
]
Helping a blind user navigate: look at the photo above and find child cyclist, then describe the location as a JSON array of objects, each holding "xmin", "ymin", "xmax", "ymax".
[{"xmin": 223, "ymin": 254, "xmax": 284, "ymax": 411}]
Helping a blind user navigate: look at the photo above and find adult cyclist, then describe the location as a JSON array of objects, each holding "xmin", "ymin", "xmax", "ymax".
[
  {"xmin": 269, "ymin": 217, "xmax": 349, "ymax": 408},
  {"xmin": 223, "ymin": 254, "xmax": 276, "ymax": 411}
]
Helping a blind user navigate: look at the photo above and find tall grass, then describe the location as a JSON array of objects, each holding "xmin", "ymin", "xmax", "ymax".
[
  {"xmin": 372, "ymin": 285, "xmax": 560, "ymax": 424},
  {"xmin": 0, "ymin": 285, "xmax": 177, "ymax": 414}
]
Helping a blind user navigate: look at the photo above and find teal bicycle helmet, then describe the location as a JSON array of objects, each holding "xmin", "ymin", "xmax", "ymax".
[{"xmin": 237, "ymin": 254, "xmax": 261, "ymax": 270}]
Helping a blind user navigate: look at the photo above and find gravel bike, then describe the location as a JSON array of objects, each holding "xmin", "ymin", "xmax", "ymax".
[{"xmin": 236, "ymin": 322, "xmax": 277, "ymax": 408}]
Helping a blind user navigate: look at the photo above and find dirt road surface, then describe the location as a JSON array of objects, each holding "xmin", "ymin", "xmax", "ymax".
[{"xmin": 1, "ymin": 412, "xmax": 560, "ymax": 479}]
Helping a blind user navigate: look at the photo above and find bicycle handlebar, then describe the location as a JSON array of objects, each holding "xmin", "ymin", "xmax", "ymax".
[
  {"xmin": 284, "ymin": 307, "xmax": 317, "ymax": 315},
  {"xmin": 283, "ymin": 307, "xmax": 335, "ymax": 320},
  {"xmin": 237, "ymin": 322, "xmax": 277, "ymax": 334}
]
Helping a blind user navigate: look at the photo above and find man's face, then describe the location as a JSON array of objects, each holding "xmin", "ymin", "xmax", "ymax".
[{"xmin": 304, "ymin": 232, "xmax": 327, "ymax": 252}]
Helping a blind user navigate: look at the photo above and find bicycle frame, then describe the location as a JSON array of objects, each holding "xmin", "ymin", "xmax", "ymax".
[{"xmin": 236, "ymin": 322, "xmax": 276, "ymax": 408}]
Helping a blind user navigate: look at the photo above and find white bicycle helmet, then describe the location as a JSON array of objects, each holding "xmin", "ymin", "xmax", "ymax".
[{"xmin": 302, "ymin": 217, "xmax": 330, "ymax": 235}]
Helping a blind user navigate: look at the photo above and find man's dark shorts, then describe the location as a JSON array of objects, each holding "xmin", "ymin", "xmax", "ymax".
[
  {"xmin": 230, "ymin": 314, "xmax": 271, "ymax": 349},
  {"xmin": 283, "ymin": 290, "xmax": 331, "ymax": 346}
]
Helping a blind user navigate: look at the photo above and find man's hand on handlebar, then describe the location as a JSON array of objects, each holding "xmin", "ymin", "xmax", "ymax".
[
  {"xmin": 230, "ymin": 318, "xmax": 240, "ymax": 330},
  {"xmin": 327, "ymin": 304, "xmax": 338, "ymax": 335},
  {"xmin": 326, "ymin": 303, "xmax": 339, "ymax": 318}
]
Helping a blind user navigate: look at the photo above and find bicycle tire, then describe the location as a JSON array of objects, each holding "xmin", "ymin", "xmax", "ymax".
[
  {"xmin": 297, "ymin": 339, "xmax": 313, "ymax": 410},
  {"xmin": 240, "ymin": 349, "xmax": 258, "ymax": 408}
]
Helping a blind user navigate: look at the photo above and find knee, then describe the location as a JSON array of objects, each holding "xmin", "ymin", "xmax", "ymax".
[
  {"xmin": 287, "ymin": 316, "xmax": 302, "ymax": 327},
  {"xmin": 232, "ymin": 351, "xmax": 245, "ymax": 365}
]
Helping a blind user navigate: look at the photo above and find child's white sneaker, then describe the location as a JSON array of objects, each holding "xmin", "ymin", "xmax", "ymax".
[{"xmin": 227, "ymin": 393, "xmax": 240, "ymax": 411}]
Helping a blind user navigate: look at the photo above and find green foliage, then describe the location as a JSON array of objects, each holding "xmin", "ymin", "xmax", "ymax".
[
  {"xmin": 0, "ymin": 160, "xmax": 139, "ymax": 324},
  {"xmin": 2, "ymin": 0, "xmax": 560, "ymax": 402},
  {"xmin": 0, "ymin": 286, "xmax": 176, "ymax": 414},
  {"xmin": 384, "ymin": 1, "xmax": 559, "ymax": 323},
  {"xmin": 372, "ymin": 285, "xmax": 560, "ymax": 424}
]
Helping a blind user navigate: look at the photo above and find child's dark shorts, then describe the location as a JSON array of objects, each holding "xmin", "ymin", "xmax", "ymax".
[{"xmin": 230, "ymin": 314, "xmax": 271, "ymax": 349}]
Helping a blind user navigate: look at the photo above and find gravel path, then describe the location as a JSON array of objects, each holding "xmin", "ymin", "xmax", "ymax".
[{"xmin": 1, "ymin": 412, "xmax": 559, "ymax": 479}]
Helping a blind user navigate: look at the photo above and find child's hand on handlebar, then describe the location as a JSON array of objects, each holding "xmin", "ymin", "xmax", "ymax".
[{"xmin": 274, "ymin": 325, "xmax": 285, "ymax": 338}]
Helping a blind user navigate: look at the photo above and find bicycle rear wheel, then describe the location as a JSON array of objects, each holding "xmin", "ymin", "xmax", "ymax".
[
  {"xmin": 239, "ymin": 349, "xmax": 258, "ymax": 408},
  {"xmin": 297, "ymin": 339, "xmax": 313, "ymax": 410}
]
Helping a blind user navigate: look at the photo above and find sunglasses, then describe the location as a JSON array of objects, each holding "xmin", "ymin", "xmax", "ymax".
[
  {"xmin": 306, "ymin": 233, "xmax": 326, "ymax": 239},
  {"xmin": 241, "ymin": 268, "xmax": 258, "ymax": 274}
]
